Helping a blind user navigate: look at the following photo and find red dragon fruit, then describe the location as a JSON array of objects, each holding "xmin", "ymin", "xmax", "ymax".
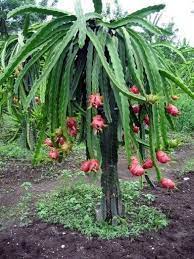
[
  {"xmin": 130, "ymin": 156, "xmax": 139, "ymax": 166},
  {"xmin": 68, "ymin": 128, "xmax": 78, "ymax": 137},
  {"xmin": 129, "ymin": 85, "xmax": 140, "ymax": 94},
  {"xmin": 88, "ymin": 159, "xmax": 100, "ymax": 172},
  {"xmin": 166, "ymin": 104, "xmax": 180, "ymax": 117},
  {"xmin": 128, "ymin": 156, "xmax": 144, "ymax": 176},
  {"xmin": 88, "ymin": 93, "xmax": 103, "ymax": 109},
  {"xmin": 44, "ymin": 138, "xmax": 53, "ymax": 147},
  {"xmin": 156, "ymin": 151, "xmax": 171, "ymax": 164},
  {"xmin": 160, "ymin": 178, "xmax": 175, "ymax": 189},
  {"xmin": 57, "ymin": 136, "xmax": 66, "ymax": 145},
  {"xmin": 133, "ymin": 124, "xmax": 139, "ymax": 134},
  {"xmin": 132, "ymin": 105, "xmax": 140, "ymax": 114},
  {"xmin": 67, "ymin": 117, "xmax": 78, "ymax": 137},
  {"xmin": 80, "ymin": 159, "xmax": 100, "ymax": 173},
  {"xmin": 144, "ymin": 115, "xmax": 150, "ymax": 126},
  {"xmin": 49, "ymin": 148, "xmax": 59, "ymax": 160},
  {"xmin": 67, "ymin": 117, "xmax": 77, "ymax": 128},
  {"xmin": 91, "ymin": 115, "xmax": 107, "ymax": 134},
  {"xmin": 142, "ymin": 159, "xmax": 153, "ymax": 169},
  {"xmin": 80, "ymin": 161, "xmax": 91, "ymax": 172},
  {"xmin": 129, "ymin": 164, "xmax": 144, "ymax": 176}
]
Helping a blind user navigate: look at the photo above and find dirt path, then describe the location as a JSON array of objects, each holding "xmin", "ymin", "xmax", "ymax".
[{"xmin": 118, "ymin": 143, "xmax": 194, "ymax": 180}]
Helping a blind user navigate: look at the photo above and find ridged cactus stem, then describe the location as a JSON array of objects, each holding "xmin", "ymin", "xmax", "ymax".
[
  {"xmin": 148, "ymin": 113, "xmax": 162, "ymax": 182},
  {"xmin": 139, "ymin": 112, "xmax": 155, "ymax": 188},
  {"xmin": 100, "ymin": 90, "xmax": 124, "ymax": 222}
]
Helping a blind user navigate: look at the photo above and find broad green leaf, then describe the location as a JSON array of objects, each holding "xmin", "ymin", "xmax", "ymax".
[
  {"xmin": 158, "ymin": 101, "xmax": 168, "ymax": 148},
  {"xmin": 152, "ymin": 104, "xmax": 160, "ymax": 150},
  {"xmin": 26, "ymin": 120, "xmax": 34, "ymax": 151},
  {"xmin": 135, "ymin": 136, "xmax": 149, "ymax": 147},
  {"xmin": 1, "ymin": 41, "xmax": 9, "ymax": 70}
]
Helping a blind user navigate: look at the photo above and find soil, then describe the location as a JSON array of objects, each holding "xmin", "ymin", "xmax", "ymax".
[{"xmin": 0, "ymin": 143, "xmax": 194, "ymax": 258}]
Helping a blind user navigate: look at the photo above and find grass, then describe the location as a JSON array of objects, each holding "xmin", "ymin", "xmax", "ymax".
[
  {"xmin": 36, "ymin": 173, "xmax": 168, "ymax": 239},
  {"xmin": 0, "ymin": 140, "xmax": 54, "ymax": 164},
  {"xmin": 0, "ymin": 141, "xmax": 33, "ymax": 160},
  {"xmin": 174, "ymin": 94, "xmax": 194, "ymax": 132},
  {"xmin": 169, "ymin": 132, "xmax": 194, "ymax": 146},
  {"xmin": 182, "ymin": 157, "xmax": 194, "ymax": 173}
]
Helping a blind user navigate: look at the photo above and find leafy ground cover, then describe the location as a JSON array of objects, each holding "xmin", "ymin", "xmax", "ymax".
[{"xmin": 37, "ymin": 175, "xmax": 167, "ymax": 239}]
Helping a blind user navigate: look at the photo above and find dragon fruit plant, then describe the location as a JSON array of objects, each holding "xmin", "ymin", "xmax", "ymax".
[{"xmin": 1, "ymin": 0, "xmax": 194, "ymax": 223}]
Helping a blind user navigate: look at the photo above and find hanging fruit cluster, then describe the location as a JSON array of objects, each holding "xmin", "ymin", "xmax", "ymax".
[
  {"xmin": 126, "ymin": 85, "xmax": 179, "ymax": 189},
  {"xmin": 79, "ymin": 83, "xmax": 180, "ymax": 190},
  {"xmin": 44, "ymin": 117, "xmax": 78, "ymax": 161},
  {"xmin": 81, "ymin": 159, "xmax": 100, "ymax": 173},
  {"xmin": 129, "ymin": 85, "xmax": 180, "ymax": 189}
]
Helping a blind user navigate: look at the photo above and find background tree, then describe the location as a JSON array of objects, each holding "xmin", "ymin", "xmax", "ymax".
[
  {"xmin": 0, "ymin": 0, "xmax": 59, "ymax": 148},
  {"xmin": 103, "ymin": 0, "xmax": 127, "ymax": 20},
  {"xmin": 0, "ymin": 0, "xmax": 58, "ymax": 37}
]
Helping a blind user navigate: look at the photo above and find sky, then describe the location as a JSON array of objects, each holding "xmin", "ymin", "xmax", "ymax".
[{"xmin": 55, "ymin": 0, "xmax": 194, "ymax": 46}]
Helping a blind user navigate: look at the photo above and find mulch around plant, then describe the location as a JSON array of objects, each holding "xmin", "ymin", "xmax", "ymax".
[{"xmin": 0, "ymin": 171, "xmax": 194, "ymax": 259}]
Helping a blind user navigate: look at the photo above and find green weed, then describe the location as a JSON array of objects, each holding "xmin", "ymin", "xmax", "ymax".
[
  {"xmin": 0, "ymin": 141, "xmax": 32, "ymax": 160},
  {"xmin": 182, "ymin": 158, "xmax": 194, "ymax": 173},
  {"xmin": 36, "ymin": 178, "xmax": 167, "ymax": 239},
  {"xmin": 174, "ymin": 94, "xmax": 194, "ymax": 132},
  {"xmin": 0, "ymin": 140, "xmax": 50, "ymax": 163}
]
